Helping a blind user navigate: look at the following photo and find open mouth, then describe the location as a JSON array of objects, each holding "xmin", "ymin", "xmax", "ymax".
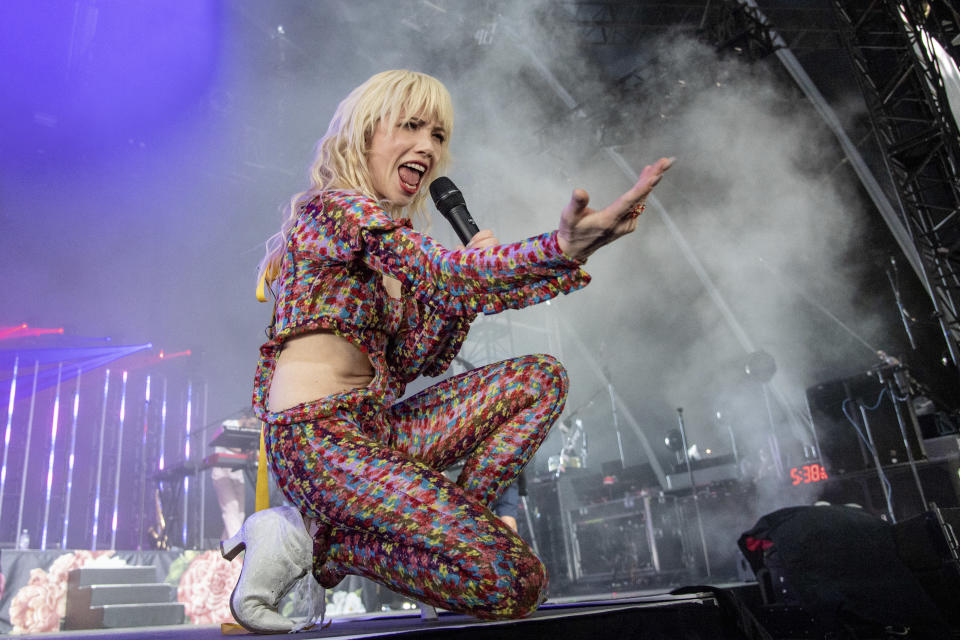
[{"xmin": 398, "ymin": 162, "xmax": 427, "ymax": 194}]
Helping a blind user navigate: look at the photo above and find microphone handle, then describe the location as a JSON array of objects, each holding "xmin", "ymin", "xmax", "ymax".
[{"xmin": 443, "ymin": 203, "xmax": 480, "ymax": 245}]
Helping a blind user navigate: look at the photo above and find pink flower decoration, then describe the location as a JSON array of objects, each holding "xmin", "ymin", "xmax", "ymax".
[
  {"xmin": 9, "ymin": 581, "xmax": 59, "ymax": 634},
  {"xmin": 8, "ymin": 552, "xmax": 115, "ymax": 634},
  {"xmin": 176, "ymin": 550, "xmax": 242, "ymax": 625}
]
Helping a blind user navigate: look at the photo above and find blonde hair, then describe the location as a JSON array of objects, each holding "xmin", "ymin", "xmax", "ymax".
[{"xmin": 256, "ymin": 70, "xmax": 454, "ymax": 301}]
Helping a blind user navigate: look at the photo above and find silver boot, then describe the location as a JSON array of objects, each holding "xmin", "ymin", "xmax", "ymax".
[{"xmin": 220, "ymin": 506, "xmax": 313, "ymax": 633}]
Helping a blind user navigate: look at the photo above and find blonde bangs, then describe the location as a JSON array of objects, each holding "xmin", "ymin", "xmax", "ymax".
[
  {"xmin": 376, "ymin": 73, "xmax": 454, "ymax": 155},
  {"xmin": 257, "ymin": 70, "xmax": 453, "ymax": 298}
]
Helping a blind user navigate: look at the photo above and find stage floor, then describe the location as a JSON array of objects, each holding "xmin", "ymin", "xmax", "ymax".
[{"xmin": 23, "ymin": 589, "xmax": 735, "ymax": 640}]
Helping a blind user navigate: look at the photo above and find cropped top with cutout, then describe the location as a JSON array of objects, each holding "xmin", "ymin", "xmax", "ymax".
[{"xmin": 253, "ymin": 190, "xmax": 591, "ymax": 425}]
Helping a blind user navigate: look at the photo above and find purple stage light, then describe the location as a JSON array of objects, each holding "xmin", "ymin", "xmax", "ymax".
[
  {"xmin": 0, "ymin": 0, "xmax": 222, "ymax": 162},
  {"xmin": 0, "ymin": 343, "xmax": 152, "ymax": 397}
]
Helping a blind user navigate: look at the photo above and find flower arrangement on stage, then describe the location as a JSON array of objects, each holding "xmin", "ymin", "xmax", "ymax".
[
  {"xmin": 323, "ymin": 589, "xmax": 364, "ymax": 616},
  {"xmin": 3, "ymin": 548, "xmax": 364, "ymax": 632},
  {"xmin": 7, "ymin": 551, "xmax": 125, "ymax": 634},
  {"xmin": 172, "ymin": 549, "xmax": 242, "ymax": 625}
]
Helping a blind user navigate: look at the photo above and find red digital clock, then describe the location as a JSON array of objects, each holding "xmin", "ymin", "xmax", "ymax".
[{"xmin": 789, "ymin": 463, "xmax": 829, "ymax": 485}]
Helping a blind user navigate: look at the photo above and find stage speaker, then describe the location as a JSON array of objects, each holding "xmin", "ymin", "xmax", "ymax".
[
  {"xmin": 805, "ymin": 372, "xmax": 924, "ymax": 475},
  {"xmin": 816, "ymin": 460, "xmax": 959, "ymax": 521},
  {"xmin": 738, "ymin": 505, "xmax": 950, "ymax": 636},
  {"xmin": 524, "ymin": 475, "xmax": 574, "ymax": 584},
  {"xmin": 568, "ymin": 492, "xmax": 685, "ymax": 586},
  {"xmin": 571, "ymin": 509, "xmax": 653, "ymax": 582}
]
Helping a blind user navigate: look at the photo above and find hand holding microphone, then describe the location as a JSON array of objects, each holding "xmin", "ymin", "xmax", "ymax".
[
  {"xmin": 429, "ymin": 177, "xmax": 498, "ymax": 248},
  {"xmin": 462, "ymin": 229, "xmax": 499, "ymax": 249}
]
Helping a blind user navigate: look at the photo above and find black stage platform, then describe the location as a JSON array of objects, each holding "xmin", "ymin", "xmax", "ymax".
[
  {"xmin": 14, "ymin": 583, "xmax": 960, "ymax": 639},
  {"xmin": 16, "ymin": 589, "xmax": 756, "ymax": 640}
]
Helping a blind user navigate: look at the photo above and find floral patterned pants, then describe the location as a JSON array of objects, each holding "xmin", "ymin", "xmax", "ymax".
[{"xmin": 263, "ymin": 354, "xmax": 567, "ymax": 620}]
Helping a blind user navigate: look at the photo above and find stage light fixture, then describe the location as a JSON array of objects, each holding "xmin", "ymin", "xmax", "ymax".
[
  {"xmin": 744, "ymin": 350, "xmax": 776, "ymax": 382},
  {"xmin": 664, "ymin": 428, "xmax": 684, "ymax": 452}
]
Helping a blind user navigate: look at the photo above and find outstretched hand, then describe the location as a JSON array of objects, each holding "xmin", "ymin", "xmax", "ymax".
[{"xmin": 557, "ymin": 157, "xmax": 673, "ymax": 263}]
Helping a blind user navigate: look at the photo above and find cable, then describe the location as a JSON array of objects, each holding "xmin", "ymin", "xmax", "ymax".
[{"xmin": 841, "ymin": 391, "xmax": 893, "ymax": 510}]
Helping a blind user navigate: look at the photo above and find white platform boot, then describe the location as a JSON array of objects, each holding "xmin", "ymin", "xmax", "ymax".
[{"xmin": 220, "ymin": 506, "xmax": 316, "ymax": 633}]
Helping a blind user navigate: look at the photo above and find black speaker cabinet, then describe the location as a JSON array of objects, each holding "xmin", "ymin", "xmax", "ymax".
[
  {"xmin": 816, "ymin": 461, "xmax": 959, "ymax": 522},
  {"xmin": 523, "ymin": 475, "xmax": 575, "ymax": 585},
  {"xmin": 806, "ymin": 373, "xmax": 925, "ymax": 476},
  {"xmin": 893, "ymin": 507, "xmax": 960, "ymax": 627}
]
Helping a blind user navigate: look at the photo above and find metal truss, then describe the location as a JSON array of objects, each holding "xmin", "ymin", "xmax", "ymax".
[
  {"xmin": 562, "ymin": 0, "xmax": 841, "ymax": 51},
  {"xmin": 534, "ymin": 2, "xmax": 816, "ymax": 151},
  {"xmin": 453, "ymin": 312, "xmax": 566, "ymax": 373},
  {"xmin": 699, "ymin": 0, "xmax": 782, "ymax": 58},
  {"xmin": 560, "ymin": 1, "xmax": 708, "ymax": 45},
  {"xmin": 456, "ymin": 315, "xmax": 518, "ymax": 368},
  {"xmin": 833, "ymin": 0, "xmax": 960, "ymax": 369}
]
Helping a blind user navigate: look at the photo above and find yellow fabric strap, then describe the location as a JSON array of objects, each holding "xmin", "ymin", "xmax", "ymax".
[
  {"xmin": 255, "ymin": 424, "xmax": 269, "ymax": 512},
  {"xmin": 255, "ymin": 271, "xmax": 269, "ymax": 303}
]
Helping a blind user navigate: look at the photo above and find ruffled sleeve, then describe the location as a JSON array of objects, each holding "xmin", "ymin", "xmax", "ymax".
[{"xmin": 307, "ymin": 190, "xmax": 591, "ymax": 317}]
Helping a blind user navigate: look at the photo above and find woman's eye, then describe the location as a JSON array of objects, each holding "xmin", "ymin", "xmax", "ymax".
[
  {"xmin": 403, "ymin": 120, "xmax": 420, "ymax": 130},
  {"xmin": 433, "ymin": 132, "xmax": 445, "ymax": 143}
]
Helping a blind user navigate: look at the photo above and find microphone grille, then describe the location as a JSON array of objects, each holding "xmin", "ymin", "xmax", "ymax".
[{"xmin": 429, "ymin": 177, "xmax": 465, "ymax": 212}]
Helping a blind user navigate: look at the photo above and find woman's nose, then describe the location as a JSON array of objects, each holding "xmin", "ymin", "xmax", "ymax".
[{"xmin": 414, "ymin": 129, "xmax": 436, "ymax": 155}]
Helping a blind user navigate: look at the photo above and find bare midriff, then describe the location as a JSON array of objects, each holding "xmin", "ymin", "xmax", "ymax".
[
  {"xmin": 267, "ymin": 276, "xmax": 402, "ymax": 413},
  {"xmin": 267, "ymin": 330, "xmax": 374, "ymax": 412}
]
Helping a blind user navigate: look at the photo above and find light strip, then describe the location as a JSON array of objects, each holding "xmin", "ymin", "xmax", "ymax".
[
  {"xmin": 182, "ymin": 380, "xmax": 192, "ymax": 547},
  {"xmin": 41, "ymin": 363, "xmax": 64, "ymax": 549},
  {"xmin": 136, "ymin": 375, "xmax": 151, "ymax": 549},
  {"xmin": 0, "ymin": 355, "xmax": 19, "ymax": 528},
  {"xmin": 159, "ymin": 378, "xmax": 167, "ymax": 471},
  {"xmin": 15, "ymin": 361, "xmax": 41, "ymax": 547},
  {"xmin": 91, "ymin": 369, "xmax": 111, "ymax": 548},
  {"xmin": 61, "ymin": 368, "xmax": 82, "ymax": 550},
  {"xmin": 110, "ymin": 370, "xmax": 128, "ymax": 549},
  {"xmin": 198, "ymin": 381, "xmax": 208, "ymax": 545}
]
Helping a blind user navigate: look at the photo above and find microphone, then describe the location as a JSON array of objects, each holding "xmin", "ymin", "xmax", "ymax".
[{"xmin": 429, "ymin": 177, "xmax": 480, "ymax": 245}]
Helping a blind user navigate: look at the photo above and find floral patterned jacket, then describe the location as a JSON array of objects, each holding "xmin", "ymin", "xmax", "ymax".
[{"xmin": 254, "ymin": 189, "xmax": 590, "ymax": 418}]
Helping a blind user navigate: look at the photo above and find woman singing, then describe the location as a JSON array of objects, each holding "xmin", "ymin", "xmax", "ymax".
[{"xmin": 222, "ymin": 69, "xmax": 672, "ymax": 632}]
